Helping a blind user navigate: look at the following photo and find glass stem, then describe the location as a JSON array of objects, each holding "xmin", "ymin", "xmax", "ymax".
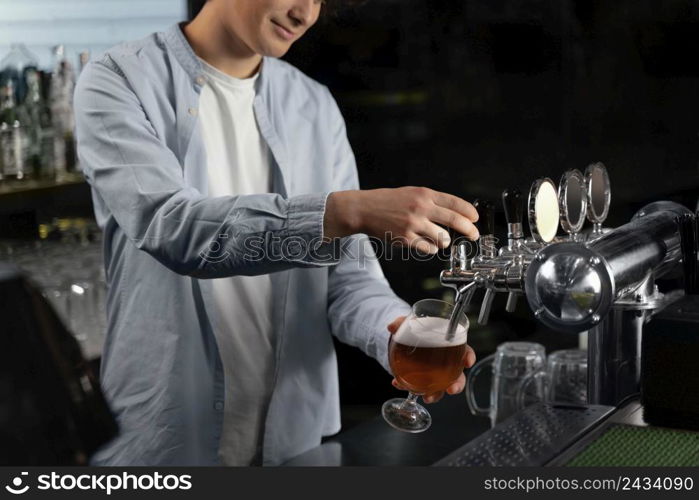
[{"xmin": 400, "ymin": 392, "xmax": 419, "ymax": 411}]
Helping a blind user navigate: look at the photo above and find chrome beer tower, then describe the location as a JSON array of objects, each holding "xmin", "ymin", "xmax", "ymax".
[{"xmin": 442, "ymin": 163, "xmax": 690, "ymax": 406}]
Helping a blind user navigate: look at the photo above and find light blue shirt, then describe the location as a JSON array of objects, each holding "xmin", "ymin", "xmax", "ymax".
[{"xmin": 74, "ymin": 22, "xmax": 410, "ymax": 466}]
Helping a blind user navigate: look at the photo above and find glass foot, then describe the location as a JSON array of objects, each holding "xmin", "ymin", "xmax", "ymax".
[{"xmin": 381, "ymin": 397, "xmax": 432, "ymax": 433}]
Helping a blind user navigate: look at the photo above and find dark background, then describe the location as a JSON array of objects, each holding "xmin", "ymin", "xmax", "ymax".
[{"xmin": 188, "ymin": 0, "xmax": 699, "ymax": 426}]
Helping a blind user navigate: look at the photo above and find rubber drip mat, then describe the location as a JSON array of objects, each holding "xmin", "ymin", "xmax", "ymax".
[
  {"xmin": 434, "ymin": 403, "xmax": 614, "ymax": 466},
  {"xmin": 565, "ymin": 424, "xmax": 699, "ymax": 466}
]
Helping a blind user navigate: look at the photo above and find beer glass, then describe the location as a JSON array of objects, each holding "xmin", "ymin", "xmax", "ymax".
[
  {"xmin": 465, "ymin": 342, "xmax": 546, "ymax": 427},
  {"xmin": 382, "ymin": 299, "xmax": 469, "ymax": 433},
  {"xmin": 517, "ymin": 349, "xmax": 588, "ymax": 409}
]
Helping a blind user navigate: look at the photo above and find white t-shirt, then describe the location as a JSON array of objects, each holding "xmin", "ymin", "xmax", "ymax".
[{"xmin": 197, "ymin": 58, "xmax": 275, "ymax": 466}]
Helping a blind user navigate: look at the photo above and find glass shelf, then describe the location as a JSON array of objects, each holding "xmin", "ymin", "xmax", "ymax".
[{"xmin": 0, "ymin": 172, "xmax": 86, "ymax": 196}]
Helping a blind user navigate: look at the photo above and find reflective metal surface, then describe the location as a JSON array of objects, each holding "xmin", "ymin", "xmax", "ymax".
[
  {"xmin": 525, "ymin": 243, "xmax": 612, "ymax": 333},
  {"xmin": 434, "ymin": 403, "xmax": 614, "ymax": 466},
  {"xmin": 559, "ymin": 169, "xmax": 587, "ymax": 237},
  {"xmin": 524, "ymin": 201, "xmax": 690, "ymax": 404},
  {"xmin": 585, "ymin": 162, "xmax": 611, "ymax": 234},
  {"xmin": 441, "ymin": 163, "xmax": 691, "ymax": 408},
  {"xmin": 525, "ymin": 201, "xmax": 689, "ymax": 330}
]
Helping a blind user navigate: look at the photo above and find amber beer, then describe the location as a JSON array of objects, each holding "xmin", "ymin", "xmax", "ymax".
[{"xmin": 389, "ymin": 316, "xmax": 467, "ymax": 395}]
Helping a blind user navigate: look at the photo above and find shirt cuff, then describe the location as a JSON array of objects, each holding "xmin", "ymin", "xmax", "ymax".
[{"xmin": 285, "ymin": 192, "xmax": 340, "ymax": 265}]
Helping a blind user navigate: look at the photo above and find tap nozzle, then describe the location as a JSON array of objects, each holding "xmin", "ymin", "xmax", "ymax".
[
  {"xmin": 478, "ymin": 288, "xmax": 496, "ymax": 325},
  {"xmin": 505, "ymin": 292, "xmax": 518, "ymax": 313}
]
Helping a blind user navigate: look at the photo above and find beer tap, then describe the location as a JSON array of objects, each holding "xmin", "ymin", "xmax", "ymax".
[
  {"xmin": 447, "ymin": 199, "xmax": 492, "ymax": 322},
  {"xmin": 441, "ymin": 175, "xmax": 565, "ymax": 332},
  {"xmin": 474, "ymin": 200, "xmax": 497, "ymax": 324},
  {"xmin": 501, "ymin": 188, "xmax": 525, "ymax": 313},
  {"xmin": 444, "ymin": 212, "xmax": 472, "ymax": 301},
  {"xmin": 441, "ymin": 163, "xmax": 690, "ymax": 407},
  {"xmin": 444, "ymin": 214, "xmax": 475, "ymax": 328},
  {"xmin": 441, "ymin": 179, "xmax": 560, "ymax": 324},
  {"xmin": 474, "ymin": 199, "xmax": 496, "ymax": 259},
  {"xmin": 447, "ymin": 224, "xmax": 468, "ymax": 273},
  {"xmin": 502, "ymin": 188, "xmax": 524, "ymax": 253}
]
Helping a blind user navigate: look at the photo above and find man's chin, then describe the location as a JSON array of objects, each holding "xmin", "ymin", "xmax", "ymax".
[{"xmin": 260, "ymin": 41, "xmax": 293, "ymax": 59}]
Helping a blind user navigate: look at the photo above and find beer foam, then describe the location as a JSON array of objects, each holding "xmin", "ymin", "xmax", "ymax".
[{"xmin": 393, "ymin": 316, "xmax": 468, "ymax": 348}]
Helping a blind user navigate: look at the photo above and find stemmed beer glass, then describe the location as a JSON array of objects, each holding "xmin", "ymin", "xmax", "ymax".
[{"xmin": 382, "ymin": 299, "xmax": 469, "ymax": 433}]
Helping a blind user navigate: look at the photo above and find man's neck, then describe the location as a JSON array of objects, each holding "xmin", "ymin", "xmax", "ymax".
[{"xmin": 183, "ymin": 4, "xmax": 262, "ymax": 79}]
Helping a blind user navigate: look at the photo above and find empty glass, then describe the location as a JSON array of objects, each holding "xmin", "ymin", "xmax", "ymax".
[
  {"xmin": 517, "ymin": 349, "xmax": 588, "ymax": 409},
  {"xmin": 465, "ymin": 342, "xmax": 546, "ymax": 427}
]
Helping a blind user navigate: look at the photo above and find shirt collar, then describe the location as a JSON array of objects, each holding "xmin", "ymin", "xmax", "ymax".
[{"xmin": 163, "ymin": 22, "xmax": 269, "ymax": 95}]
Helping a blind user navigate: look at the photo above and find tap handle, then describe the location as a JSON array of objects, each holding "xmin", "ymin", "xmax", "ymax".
[
  {"xmin": 502, "ymin": 188, "xmax": 523, "ymax": 226},
  {"xmin": 473, "ymin": 199, "xmax": 495, "ymax": 236},
  {"xmin": 474, "ymin": 199, "xmax": 496, "ymax": 258},
  {"xmin": 441, "ymin": 224, "xmax": 467, "ymax": 265}
]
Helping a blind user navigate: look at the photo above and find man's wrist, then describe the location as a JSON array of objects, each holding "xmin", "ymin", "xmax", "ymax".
[{"xmin": 324, "ymin": 190, "xmax": 364, "ymax": 238}]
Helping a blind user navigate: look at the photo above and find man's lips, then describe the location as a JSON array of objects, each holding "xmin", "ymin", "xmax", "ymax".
[{"xmin": 271, "ymin": 19, "xmax": 295, "ymax": 41}]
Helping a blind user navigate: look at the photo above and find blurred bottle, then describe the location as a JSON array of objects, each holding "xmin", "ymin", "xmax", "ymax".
[
  {"xmin": 0, "ymin": 80, "xmax": 29, "ymax": 181},
  {"xmin": 0, "ymin": 44, "xmax": 39, "ymax": 105},
  {"xmin": 0, "ymin": 44, "xmax": 39, "ymax": 183},
  {"xmin": 22, "ymin": 69, "xmax": 55, "ymax": 179},
  {"xmin": 49, "ymin": 45, "xmax": 77, "ymax": 180}
]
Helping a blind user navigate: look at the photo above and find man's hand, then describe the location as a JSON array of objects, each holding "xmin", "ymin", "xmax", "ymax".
[
  {"xmin": 323, "ymin": 187, "xmax": 479, "ymax": 255},
  {"xmin": 387, "ymin": 315, "xmax": 476, "ymax": 404}
]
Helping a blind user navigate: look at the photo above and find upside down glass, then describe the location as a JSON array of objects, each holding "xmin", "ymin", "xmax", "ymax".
[
  {"xmin": 382, "ymin": 299, "xmax": 469, "ymax": 433},
  {"xmin": 516, "ymin": 349, "xmax": 588, "ymax": 409},
  {"xmin": 465, "ymin": 342, "xmax": 546, "ymax": 427}
]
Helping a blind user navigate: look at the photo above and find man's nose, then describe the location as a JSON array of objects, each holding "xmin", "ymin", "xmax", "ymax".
[{"xmin": 288, "ymin": 0, "xmax": 316, "ymax": 27}]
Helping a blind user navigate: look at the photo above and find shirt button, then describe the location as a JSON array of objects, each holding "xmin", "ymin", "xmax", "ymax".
[
  {"xmin": 214, "ymin": 401, "xmax": 224, "ymax": 411},
  {"xmin": 188, "ymin": 107, "xmax": 198, "ymax": 117},
  {"xmin": 195, "ymin": 75, "xmax": 206, "ymax": 85}
]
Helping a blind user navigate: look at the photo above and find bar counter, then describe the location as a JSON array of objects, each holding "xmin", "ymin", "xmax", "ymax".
[
  {"xmin": 284, "ymin": 397, "xmax": 699, "ymax": 467},
  {"xmin": 283, "ymin": 393, "xmax": 491, "ymax": 466}
]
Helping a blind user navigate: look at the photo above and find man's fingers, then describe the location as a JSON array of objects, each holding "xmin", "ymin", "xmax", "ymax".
[
  {"xmin": 412, "ymin": 236, "xmax": 439, "ymax": 255},
  {"xmin": 392, "ymin": 378, "xmax": 408, "ymax": 391},
  {"xmin": 387, "ymin": 315, "xmax": 407, "ymax": 334},
  {"xmin": 428, "ymin": 206, "xmax": 480, "ymax": 241},
  {"xmin": 392, "ymin": 379, "xmax": 448, "ymax": 402},
  {"xmin": 417, "ymin": 221, "xmax": 454, "ymax": 250},
  {"xmin": 422, "ymin": 391, "xmax": 444, "ymax": 404},
  {"xmin": 432, "ymin": 192, "xmax": 479, "ymax": 222},
  {"xmin": 464, "ymin": 345, "xmax": 476, "ymax": 368},
  {"xmin": 446, "ymin": 373, "xmax": 467, "ymax": 395}
]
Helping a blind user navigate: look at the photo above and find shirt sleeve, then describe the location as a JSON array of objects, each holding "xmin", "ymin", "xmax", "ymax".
[
  {"xmin": 74, "ymin": 56, "xmax": 340, "ymax": 278},
  {"xmin": 322, "ymin": 86, "xmax": 411, "ymax": 374}
]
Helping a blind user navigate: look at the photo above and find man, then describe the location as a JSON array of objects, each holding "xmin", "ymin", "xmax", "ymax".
[{"xmin": 74, "ymin": 0, "xmax": 479, "ymax": 466}]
